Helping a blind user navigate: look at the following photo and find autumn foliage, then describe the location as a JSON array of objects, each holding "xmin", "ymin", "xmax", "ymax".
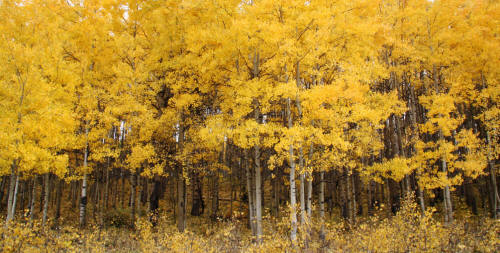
[{"xmin": 0, "ymin": 0, "xmax": 499, "ymax": 252}]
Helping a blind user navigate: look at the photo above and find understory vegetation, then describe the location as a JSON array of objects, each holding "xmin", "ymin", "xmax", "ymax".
[{"xmin": 1, "ymin": 196, "xmax": 498, "ymax": 252}]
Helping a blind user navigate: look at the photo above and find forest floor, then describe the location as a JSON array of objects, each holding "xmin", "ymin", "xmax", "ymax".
[{"xmin": 1, "ymin": 198, "xmax": 499, "ymax": 252}]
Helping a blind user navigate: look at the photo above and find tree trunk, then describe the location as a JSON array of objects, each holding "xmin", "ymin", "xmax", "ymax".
[
  {"xmin": 149, "ymin": 176, "xmax": 165, "ymax": 226},
  {"xmin": 319, "ymin": 171, "xmax": 325, "ymax": 241},
  {"xmin": 346, "ymin": 169, "xmax": 353, "ymax": 221},
  {"xmin": 6, "ymin": 163, "xmax": 17, "ymax": 223},
  {"xmin": 442, "ymin": 159, "xmax": 453, "ymax": 223},
  {"xmin": 120, "ymin": 168, "xmax": 125, "ymax": 208},
  {"xmin": 352, "ymin": 173, "xmax": 357, "ymax": 222},
  {"xmin": 39, "ymin": 177, "xmax": 44, "ymax": 213},
  {"xmin": 13, "ymin": 175, "xmax": 20, "ymax": 218},
  {"xmin": 306, "ymin": 135, "xmax": 314, "ymax": 220},
  {"xmin": 176, "ymin": 119, "xmax": 186, "ymax": 232},
  {"xmin": 29, "ymin": 176, "xmax": 37, "ymax": 223},
  {"xmin": 486, "ymin": 131, "xmax": 500, "ymax": 218},
  {"xmin": 254, "ymin": 133, "xmax": 263, "ymax": 243},
  {"xmin": 244, "ymin": 149, "xmax": 256, "ymax": 235},
  {"xmin": 250, "ymin": 50, "xmax": 263, "ymax": 243},
  {"xmin": 307, "ymin": 174, "xmax": 312, "ymax": 217},
  {"xmin": 299, "ymin": 148, "xmax": 305, "ymax": 225},
  {"xmin": 54, "ymin": 178, "xmax": 63, "ymax": 227},
  {"xmin": 9, "ymin": 175, "xmax": 20, "ymax": 224},
  {"xmin": 176, "ymin": 170, "xmax": 186, "ymax": 232},
  {"xmin": 130, "ymin": 170, "xmax": 137, "ymax": 228},
  {"xmin": 19, "ymin": 181, "xmax": 25, "ymax": 216},
  {"xmin": 417, "ymin": 179, "xmax": 425, "ymax": 214},
  {"xmin": 287, "ymin": 97, "xmax": 298, "ymax": 243},
  {"xmin": 80, "ymin": 174, "xmax": 88, "ymax": 227},
  {"xmin": 80, "ymin": 126, "xmax": 89, "ymax": 228},
  {"xmin": 211, "ymin": 169, "xmax": 219, "ymax": 221},
  {"xmin": 0, "ymin": 177, "xmax": 5, "ymax": 212},
  {"xmin": 42, "ymin": 173, "xmax": 50, "ymax": 226},
  {"xmin": 274, "ymin": 167, "xmax": 281, "ymax": 218},
  {"xmin": 191, "ymin": 172, "xmax": 204, "ymax": 216},
  {"xmin": 105, "ymin": 158, "xmax": 110, "ymax": 209},
  {"xmin": 384, "ymin": 178, "xmax": 391, "ymax": 217}
]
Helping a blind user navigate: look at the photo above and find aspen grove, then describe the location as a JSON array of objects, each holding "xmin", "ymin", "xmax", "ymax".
[{"xmin": 0, "ymin": 0, "xmax": 499, "ymax": 252}]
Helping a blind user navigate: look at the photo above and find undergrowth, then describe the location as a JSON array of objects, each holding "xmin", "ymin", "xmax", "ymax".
[{"xmin": 1, "ymin": 197, "xmax": 498, "ymax": 252}]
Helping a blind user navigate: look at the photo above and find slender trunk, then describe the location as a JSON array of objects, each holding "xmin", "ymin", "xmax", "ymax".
[
  {"xmin": 254, "ymin": 135, "xmax": 263, "ymax": 243},
  {"xmin": 39, "ymin": 177, "xmax": 44, "ymax": 213},
  {"xmin": 105, "ymin": 158, "xmax": 110, "ymax": 209},
  {"xmin": 271, "ymin": 169, "xmax": 277, "ymax": 217},
  {"xmin": 211, "ymin": 170, "xmax": 219, "ymax": 220},
  {"xmin": 319, "ymin": 171, "xmax": 325, "ymax": 240},
  {"xmin": 252, "ymin": 51, "xmax": 263, "ymax": 243},
  {"xmin": 409, "ymin": 83, "xmax": 425, "ymax": 213},
  {"xmin": 229, "ymin": 155, "xmax": 234, "ymax": 219},
  {"xmin": 80, "ymin": 126, "xmax": 89, "ymax": 227},
  {"xmin": 299, "ymin": 148, "xmax": 305, "ymax": 225},
  {"xmin": 42, "ymin": 173, "xmax": 50, "ymax": 226},
  {"xmin": 176, "ymin": 119, "xmax": 186, "ymax": 232},
  {"xmin": 417, "ymin": 180, "xmax": 425, "ymax": 213},
  {"xmin": 19, "ymin": 181, "xmax": 25, "ymax": 215},
  {"xmin": 149, "ymin": 177, "xmax": 162, "ymax": 226},
  {"xmin": 486, "ymin": 131, "xmax": 500, "ymax": 218},
  {"xmin": 130, "ymin": 170, "xmax": 137, "ymax": 228},
  {"xmin": 80, "ymin": 174, "xmax": 88, "ymax": 227},
  {"xmin": 244, "ymin": 149, "xmax": 256, "ymax": 234},
  {"xmin": 395, "ymin": 116, "xmax": 411, "ymax": 197},
  {"xmin": 352, "ymin": 173, "xmax": 357, "ymax": 222},
  {"xmin": 480, "ymin": 74, "xmax": 500, "ymax": 218},
  {"xmin": 8, "ymin": 175, "xmax": 20, "ymax": 224},
  {"xmin": 120, "ymin": 168, "xmax": 125, "ymax": 208},
  {"xmin": 73, "ymin": 181, "xmax": 79, "ymax": 208},
  {"xmin": 287, "ymin": 97, "xmax": 298, "ymax": 243},
  {"xmin": 176, "ymin": 170, "xmax": 186, "ymax": 232},
  {"xmin": 138, "ymin": 177, "xmax": 144, "ymax": 209},
  {"xmin": 191, "ymin": 172, "xmax": 204, "ymax": 216},
  {"xmin": 442, "ymin": 159, "xmax": 453, "ymax": 223},
  {"xmin": 92, "ymin": 176, "xmax": 98, "ymax": 222},
  {"xmin": 0, "ymin": 177, "xmax": 5, "ymax": 211},
  {"xmin": 146, "ymin": 178, "xmax": 151, "ymax": 213},
  {"xmin": 54, "ymin": 178, "xmax": 63, "ymax": 226},
  {"xmin": 307, "ymin": 174, "xmax": 312, "ymax": 217},
  {"xmin": 29, "ymin": 176, "xmax": 37, "ymax": 223},
  {"xmin": 172, "ymin": 173, "xmax": 176, "ymax": 218},
  {"xmin": 384, "ymin": 178, "xmax": 391, "ymax": 216},
  {"xmin": 367, "ymin": 180, "xmax": 373, "ymax": 215},
  {"xmin": 346, "ymin": 169, "xmax": 352, "ymax": 221},
  {"xmin": 6, "ymin": 164, "xmax": 17, "ymax": 223},
  {"xmin": 273, "ymin": 168, "xmax": 280, "ymax": 218}
]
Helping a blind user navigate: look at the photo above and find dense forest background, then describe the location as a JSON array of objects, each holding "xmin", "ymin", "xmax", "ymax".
[{"xmin": 0, "ymin": 0, "xmax": 498, "ymax": 252}]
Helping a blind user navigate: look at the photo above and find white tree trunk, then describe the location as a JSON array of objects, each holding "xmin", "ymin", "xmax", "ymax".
[
  {"xmin": 307, "ymin": 144, "xmax": 313, "ymax": 217},
  {"xmin": 254, "ymin": 142, "xmax": 262, "ymax": 243},
  {"xmin": 287, "ymin": 97, "xmax": 298, "ymax": 243},
  {"xmin": 5, "ymin": 164, "xmax": 16, "ymax": 223},
  {"xmin": 442, "ymin": 159, "xmax": 453, "ymax": 223},
  {"xmin": 299, "ymin": 148, "xmax": 305, "ymax": 225},
  {"xmin": 9, "ymin": 175, "xmax": 19, "ymax": 223},
  {"xmin": 251, "ymin": 51, "xmax": 263, "ymax": 243},
  {"xmin": 80, "ymin": 126, "xmax": 89, "ymax": 227}
]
